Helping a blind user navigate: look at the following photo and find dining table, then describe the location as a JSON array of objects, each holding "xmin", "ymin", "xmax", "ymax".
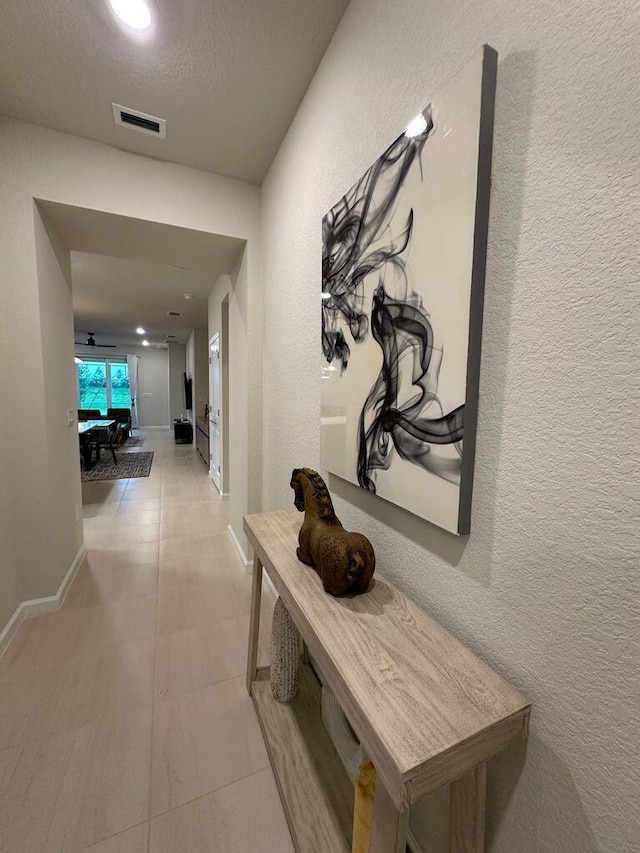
[{"xmin": 78, "ymin": 418, "xmax": 117, "ymax": 471}]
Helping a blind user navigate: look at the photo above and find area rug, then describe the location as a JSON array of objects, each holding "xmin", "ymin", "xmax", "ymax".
[
  {"xmin": 81, "ymin": 451, "xmax": 154, "ymax": 482},
  {"xmin": 118, "ymin": 435, "xmax": 145, "ymax": 449}
]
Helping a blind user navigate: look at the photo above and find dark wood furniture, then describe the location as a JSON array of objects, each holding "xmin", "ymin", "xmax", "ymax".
[
  {"xmin": 195, "ymin": 417, "xmax": 209, "ymax": 468},
  {"xmin": 107, "ymin": 408, "xmax": 132, "ymax": 444},
  {"xmin": 174, "ymin": 418, "xmax": 193, "ymax": 444},
  {"xmin": 78, "ymin": 419, "xmax": 117, "ymax": 470},
  {"xmin": 78, "ymin": 408, "xmax": 102, "ymax": 421}
]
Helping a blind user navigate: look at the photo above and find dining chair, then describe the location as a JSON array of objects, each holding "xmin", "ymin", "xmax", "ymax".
[{"xmin": 92, "ymin": 424, "xmax": 118, "ymax": 466}]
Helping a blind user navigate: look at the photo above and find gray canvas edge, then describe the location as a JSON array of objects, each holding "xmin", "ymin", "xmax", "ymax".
[{"xmin": 457, "ymin": 44, "xmax": 498, "ymax": 535}]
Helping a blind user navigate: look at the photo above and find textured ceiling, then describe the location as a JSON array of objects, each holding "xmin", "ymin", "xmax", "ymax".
[
  {"xmin": 39, "ymin": 201, "xmax": 244, "ymax": 345},
  {"xmin": 38, "ymin": 201, "xmax": 244, "ymax": 273},
  {"xmin": 0, "ymin": 0, "xmax": 349, "ymax": 183},
  {"xmin": 73, "ymin": 252, "xmax": 215, "ymax": 346}
]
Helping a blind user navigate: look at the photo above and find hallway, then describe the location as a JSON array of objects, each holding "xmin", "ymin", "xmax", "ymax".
[{"xmin": 0, "ymin": 430, "xmax": 293, "ymax": 852}]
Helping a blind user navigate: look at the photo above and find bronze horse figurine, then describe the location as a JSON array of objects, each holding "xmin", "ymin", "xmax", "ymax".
[{"xmin": 290, "ymin": 468, "xmax": 375, "ymax": 596}]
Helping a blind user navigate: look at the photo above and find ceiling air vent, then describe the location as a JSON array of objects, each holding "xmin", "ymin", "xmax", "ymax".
[
  {"xmin": 112, "ymin": 103, "xmax": 166, "ymax": 138},
  {"xmin": 167, "ymin": 311, "xmax": 181, "ymax": 318}
]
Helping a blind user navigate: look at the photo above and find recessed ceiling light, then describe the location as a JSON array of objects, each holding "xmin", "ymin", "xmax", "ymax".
[
  {"xmin": 142, "ymin": 340, "xmax": 150, "ymax": 347},
  {"xmin": 404, "ymin": 113, "xmax": 428, "ymax": 138},
  {"xmin": 136, "ymin": 327, "xmax": 146, "ymax": 334},
  {"xmin": 183, "ymin": 293, "xmax": 194, "ymax": 300},
  {"xmin": 109, "ymin": 0, "xmax": 152, "ymax": 31}
]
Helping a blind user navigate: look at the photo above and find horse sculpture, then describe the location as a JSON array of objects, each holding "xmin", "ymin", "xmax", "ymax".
[{"xmin": 290, "ymin": 468, "xmax": 375, "ymax": 596}]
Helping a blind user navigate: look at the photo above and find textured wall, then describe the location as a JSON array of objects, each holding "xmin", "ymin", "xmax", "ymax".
[
  {"xmin": 186, "ymin": 328, "xmax": 214, "ymax": 425},
  {"xmin": 208, "ymin": 276, "xmax": 232, "ymax": 497},
  {"xmin": 261, "ymin": 0, "xmax": 640, "ymax": 850},
  {"xmin": 35, "ymin": 207, "xmax": 84, "ymax": 601},
  {"xmin": 168, "ymin": 343, "xmax": 187, "ymax": 423},
  {"xmin": 208, "ymin": 255, "xmax": 259, "ymax": 553},
  {"xmin": 192, "ymin": 328, "xmax": 210, "ymax": 421},
  {"xmin": 136, "ymin": 347, "xmax": 170, "ymax": 426},
  {"xmin": 186, "ymin": 330, "xmax": 195, "ymax": 424}
]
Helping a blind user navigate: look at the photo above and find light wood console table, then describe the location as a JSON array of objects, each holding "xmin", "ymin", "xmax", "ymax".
[{"xmin": 244, "ymin": 510, "xmax": 530, "ymax": 853}]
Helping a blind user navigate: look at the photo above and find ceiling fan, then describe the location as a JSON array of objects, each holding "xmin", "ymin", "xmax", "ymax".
[{"xmin": 74, "ymin": 332, "xmax": 117, "ymax": 348}]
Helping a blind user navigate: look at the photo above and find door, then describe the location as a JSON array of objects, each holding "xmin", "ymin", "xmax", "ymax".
[
  {"xmin": 76, "ymin": 358, "xmax": 130, "ymax": 415},
  {"xmin": 209, "ymin": 334, "xmax": 222, "ymax": 491}
]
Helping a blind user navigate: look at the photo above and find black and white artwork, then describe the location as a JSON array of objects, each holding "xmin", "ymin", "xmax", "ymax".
[{"xmin": 320, "ymin": 47, "xmax": 497, "ymax": 534}]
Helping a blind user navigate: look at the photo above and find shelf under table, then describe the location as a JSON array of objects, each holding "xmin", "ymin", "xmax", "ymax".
[{"xmin": 251, "ymin": 664, "xmax": 353, "ymax": 853}]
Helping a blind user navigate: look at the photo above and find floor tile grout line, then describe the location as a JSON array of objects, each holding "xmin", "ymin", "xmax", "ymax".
[
  {"xmin": 73, "ymin": 820, "xmax": 148, "ymax": 853},
  {"xmin": 148, "ymin": 765, "xmax": 274, "ymax": 824},
  {"xmin": 148, "ymin": 555, "xmax": 161, "ymax": 853},
  {"xmin": 152, "ymin": 669, "xmax": 250, "ymax": 708},
  {"xmin": 4, "ymin": 431, "xmax": 263, "ymax": 853}
]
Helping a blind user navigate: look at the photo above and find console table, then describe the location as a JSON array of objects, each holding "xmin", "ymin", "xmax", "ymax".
[{"xmin": 244, "ymin": 510, "xmax": 530, "ymax": 853}]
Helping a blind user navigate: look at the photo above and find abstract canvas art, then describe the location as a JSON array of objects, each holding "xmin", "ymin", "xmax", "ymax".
[{"xmin": 320, "ymin": 46, "xmax": 497, "ymax": 535}]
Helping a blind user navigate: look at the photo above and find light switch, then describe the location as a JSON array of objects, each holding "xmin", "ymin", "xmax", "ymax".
[{"xmin": 67, "ymin": 409, "xmax": 75, "ymax": 427}]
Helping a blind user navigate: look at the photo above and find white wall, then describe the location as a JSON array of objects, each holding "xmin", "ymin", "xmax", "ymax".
[
  {"xmin": 208, "ymin": 249, "xmax": 262, "ymax": 549},
  {"xmin": 36, "ymin": 206, "xmax": 84, "ymax": 597},
  {"xmin": 168, "ymin": 342, "xmax": 187, "ymax": 423},
  {"xmin": 193, "ymin": 328, "xmax": 209, "ymax": 420},
  {"xmin": 260, "ymin": 1, "xmax": 639, "ymax": 852},
  {"xmin": 208, "ymin": 279, "xmax": 232, "ymax": 496},
  {"xmin": 0, "ymin": 116, "xmax": 261, "ymax": 633},
  {"xmin": 220, "ymin": 298, "xmax": 230, "ymax": 494},
  {"xmin": 185, "ymin": 328, "xmax": 210, "ymax": 425},
  {"xmin": 137, "ymin": 348, "xmax": 169, "ymax": 426},
  {"xmin": 185, "ymin": 331, "xmax": 195, "ymax": 420},
  {"xmin": 186, "ymin": 329, "xmax": 209, "ymax": 422}
]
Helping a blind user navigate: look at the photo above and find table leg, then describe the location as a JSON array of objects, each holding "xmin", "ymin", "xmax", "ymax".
[
  {"xmin": 352, "ymin": 760, "xmax": 408, "ymax": 853},
  {"xmin": 80, "ymin": 436, "xmax": 93, "ymax": 471},
  {"xmin": 370, "ymin": 773, "xmax": 409, "ymax": 853},
  {"xmin": 449, "ymin": 763, "xmax": 487, "ymax": 853},
  {"xmin": 108, "ymin": 431, "xmax": 117, "ymax": 465},
  {"xmin": 245, "ymin": 553, "xmax": 263, "ymax": 694}
]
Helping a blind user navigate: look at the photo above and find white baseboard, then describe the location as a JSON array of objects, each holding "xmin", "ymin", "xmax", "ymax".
[
  {"xmin": 227, "ymin": 524, "xmax": 252, "ymax": 570},
  {"xmin": 0, "ymin": 543, "xmax": 87, "ymax": 658},
  {"xmin": 225, "ymin": 525, "xmax": 277, "ymax": 599},
  {"xmin": 0, "ymin": 604, "xmax": 26, "ymax": 659},
  {"xmin": 211, "ymin": 479, "xmax": 229, "ymax": 502},
  {"xmin": 141, "ymin": 425, "xmax": 170, "ymax": 429}
]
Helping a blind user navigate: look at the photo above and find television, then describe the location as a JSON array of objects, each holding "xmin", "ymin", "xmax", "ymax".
[{"xmin": 183, "ymin": 372, "xmax": 193, "ymax": 410}]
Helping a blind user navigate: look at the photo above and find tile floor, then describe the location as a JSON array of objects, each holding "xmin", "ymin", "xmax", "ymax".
[{"xmin": 0, "ymin": 429, "xmax": 294, "ymax": 853}]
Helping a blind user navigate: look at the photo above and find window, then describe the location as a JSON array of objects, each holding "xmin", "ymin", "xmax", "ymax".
[
  {"xmin": 76, "ymin": 358, "xmax": 130, "ymax": 413},
  {"xmin": 109, "ymin": 362, "xmax": 131, "ymax": 409}
]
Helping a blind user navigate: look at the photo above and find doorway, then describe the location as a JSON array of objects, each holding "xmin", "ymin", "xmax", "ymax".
[
  {"xmin": 208, "ymin": 295, "xmax": 230, "ymax": 497},
  {"xmin": 209, "ymin": 332, "xmax": 222, "ymax": 492}
]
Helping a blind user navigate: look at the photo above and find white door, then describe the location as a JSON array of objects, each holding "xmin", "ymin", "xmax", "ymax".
[{"xmin": 209, "ymin": 334, "xmax": 222, "ymax": 491}]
